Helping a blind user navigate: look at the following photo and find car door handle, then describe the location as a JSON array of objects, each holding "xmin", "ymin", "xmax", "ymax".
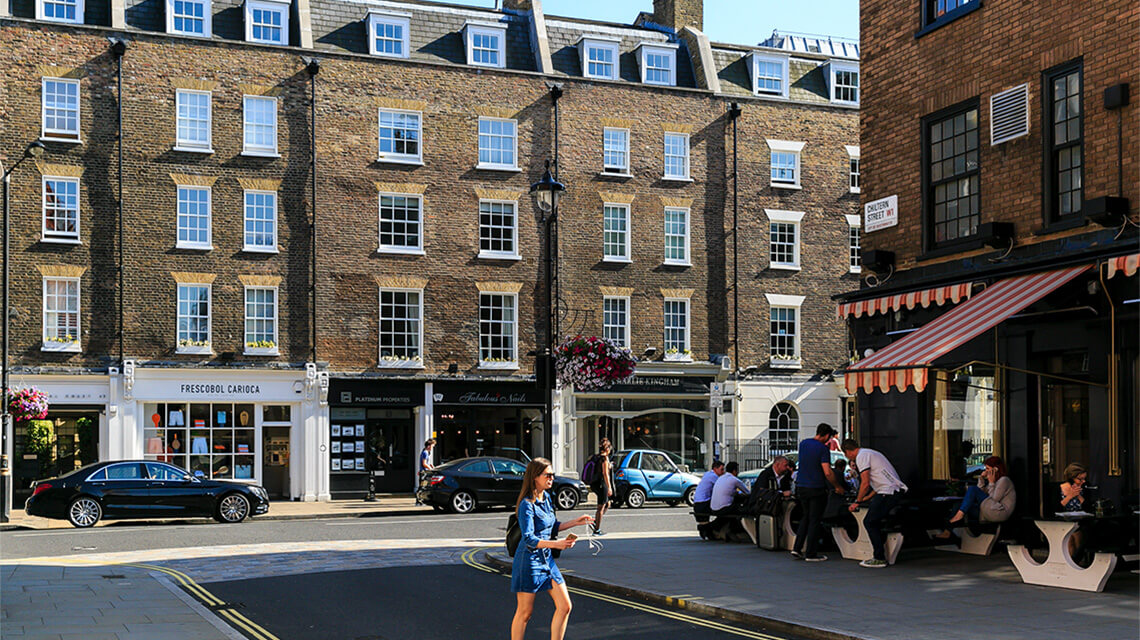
[{"xmin": 494, "ymin": 477, "xmax": 503, "ymax": 482}]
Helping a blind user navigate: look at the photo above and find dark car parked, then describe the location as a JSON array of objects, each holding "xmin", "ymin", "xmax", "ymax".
[
  {"xmin": 25, "ymin": 460, "xmax": 270, "ymax": 528},
  {"xmin": 416, "ymin": 456, "xmax": 588, "ymax": 514}
]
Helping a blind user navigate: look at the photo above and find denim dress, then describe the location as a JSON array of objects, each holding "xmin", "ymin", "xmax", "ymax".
[{"xmin": 510, "ymin": 493, "xmax": 563, "ymax": 593}]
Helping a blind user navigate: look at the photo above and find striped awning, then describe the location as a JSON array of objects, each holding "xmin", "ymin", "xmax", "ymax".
[
  {"xmin": 836, "ymin": 283, "xmax": 973, "ymax": 320},
  {"xmin": 1106, "ymin": 253, "xmax": 1139, "ymax": 279},
  {"xmin": 845, "ymin": 265, "xmax": 1091, "ymax": 394}
]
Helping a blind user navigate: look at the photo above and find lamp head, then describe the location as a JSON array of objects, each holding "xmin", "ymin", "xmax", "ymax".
[
  {"xmin": 642, "ymin": 346, "xmax": 658, "ymax": 359},
  {"xmin": 529, "ymin": 160, "xmax": 565, "ymax": 213},
  {"xmin": 107, "ymin": 37, "xmax": 128, "ymax": 57},
  {"xmin": 25, "ymin": 141, "xmax": 46, "ymax": 159}
]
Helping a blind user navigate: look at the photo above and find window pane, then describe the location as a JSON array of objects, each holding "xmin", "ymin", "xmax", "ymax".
[
  {"xmin": 243, "ymin": 97, "xmax": 277, "ymax": 151},
  {"xmin": 603, "ymin": 297, "xmax": 628, "ymax": 347},
  {"xmin": 176, "ymin": 91, "xmax": 210, "ymax": 147},
  {"xmin": 244, "ymin": 288, "xmax": 276, "ymax": 346},
  {"xmin": 771, "ymin": 151, "xmax": 797, "ymax": 184},
  {"xmin": 43, "ymin": 178, "xmax": 79, "ymax": 239},
  {"xmin": 479, "ymin": 294, "xmax": 516, "ymax": 362},
  {"xmin": 478, "ymin": 118, "xmax": 516, "ymax": 167},
  {"xmin": 379, "ymin": 194, "xmax": 421, "ymax": 249},
  {"xmin": 177, "ymin": 285, "xmax": 210, "ymax": 346},
  {"xmin": 378, "ymin": 110, "xmax": 420, "ymax": 158},
  {"xmin": 603, "ymin": 205, "xmax": 628, "ymax": 259},
  {"xmin": 603, "ymin": 128, "xmax": 628, "ymax": 171},
  {"xmin": 379, "ymin": 290, "xmax": 421, "ymax": 359},
  {"xmin": 43, "ymin": 278, "xmax": 80, "ymax": 343},
  {"xmin": 927, "ymin": 107, "xmax": 980, "ymax": 243},
  {"xmin": 769, "ymin": 222, "xmax": 797, "ymax": 265},
  {"xmin": 479, "ymin": 201, "xmax": 516, "ymax": 255},
  {"xmin": 177, "ymin": 186, "xmax": 210, "ymax": 246},
  {"xmin": 663, "ymin": 300, "xmax": 688, "ymax": 353},
  {"xmin": 43, "ymin": 79, "xmax": 79, "ymax": 137},
  {"xmin": 664, "ymin": 133, "xmax": 688, "ymax": 178},
  {"xmin": 664, "ymin": 208, "xmax": 688, "ymax": 262},
  {"xmin": 769, "ymin": 307, "xmax": 797, "ymax": 358},
  {"xmin": 251, "ymin": 6, "xmax": 283, "ymax": 42}
]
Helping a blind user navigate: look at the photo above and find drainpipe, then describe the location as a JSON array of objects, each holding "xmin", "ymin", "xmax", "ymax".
[
  {"xmin": 109, "ymin": 38, "xmax": 127, "ymax": 364},
  {"xmin": 727, "ymin": 103, "xmax": 742, "ymax": 374},
  {"xmin": 302, "ymin": 57, "xmax": 320, "ymax": 364}
]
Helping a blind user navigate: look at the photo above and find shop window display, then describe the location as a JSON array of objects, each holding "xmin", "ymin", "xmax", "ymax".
[
  {"xmin": 143, "ymin": 402, "xmax": 256, "ymax": 481},
  {"xmin": 929, "ymin": 367, "xmax": 1002, "ymax": 482}
]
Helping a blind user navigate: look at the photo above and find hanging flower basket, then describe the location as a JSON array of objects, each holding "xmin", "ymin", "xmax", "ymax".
[
  {"xmin": 554, "ymin": 336, "xmax": 637, "ymax": 392},
  {"xmin": 7, "ymin": 387, "xmax": 49, "ymax": 423}
]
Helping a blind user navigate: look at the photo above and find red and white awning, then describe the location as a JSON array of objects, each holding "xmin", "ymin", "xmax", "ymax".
[
  {"xmin": 1106, "ymin": 253, "xmax": 1139, "ymax": 279},
  {"xmin": 845, "ymin": 265, "xmax": 1091, "ymax": 394},
  {"xmin": 836, "ymin": 283, "xmax": 973, "ymax": 320}
]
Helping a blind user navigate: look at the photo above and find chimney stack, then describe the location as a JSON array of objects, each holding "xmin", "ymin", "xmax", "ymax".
[{"xmin": 652, "ymin": 0, "xmax": 703, "ymax": 32}]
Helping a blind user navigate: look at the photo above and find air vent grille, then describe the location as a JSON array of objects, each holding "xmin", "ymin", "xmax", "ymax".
[{"xmin": 991, "ymin": 84, "xmax": 1029, "ymax": 145}]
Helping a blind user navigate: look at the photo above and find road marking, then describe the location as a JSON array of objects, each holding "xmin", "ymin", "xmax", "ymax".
[
  {"xmin": 461, "ymin": 546, "xmax": 787, "ymax": 640},
  {"xmin": 127, "ymin": 563, "xmax": 280, "ymax": 640}
]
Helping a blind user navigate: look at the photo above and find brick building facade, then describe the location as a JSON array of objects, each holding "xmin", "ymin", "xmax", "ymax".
[
  {"xmin": 843, "ymin": 0, "xmax": 1138, "ymax": 516},
  {"xmin": 2, "ymin": 0, "xmax": 860, "ymax": 502}
]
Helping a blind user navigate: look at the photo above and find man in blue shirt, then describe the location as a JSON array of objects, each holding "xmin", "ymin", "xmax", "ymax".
[
  {"xmin": 791, "ymin": 423, "xmax": 844, "ymax": 562},
  {"xmin": 693, "ymin": 460, "xmax": 725, "ymax": 530}
]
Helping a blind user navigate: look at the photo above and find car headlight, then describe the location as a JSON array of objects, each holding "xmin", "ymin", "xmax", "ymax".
[{"xmin": 251, "ymin": 486, "xmax": 268, "ymax": 500}]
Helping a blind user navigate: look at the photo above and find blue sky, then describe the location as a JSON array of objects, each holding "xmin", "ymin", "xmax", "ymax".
[{"xmin": 446, "ymin": 1, "xmax": 859, "ymax": 44}]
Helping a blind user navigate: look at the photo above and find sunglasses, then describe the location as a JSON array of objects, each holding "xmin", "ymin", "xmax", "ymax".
[{"xmin": 541, "ymin": 472, "xmax": 555, "ymax": 478}]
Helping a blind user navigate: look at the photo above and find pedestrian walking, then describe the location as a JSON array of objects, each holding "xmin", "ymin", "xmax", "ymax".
[
  {"xmin": 791, "ymin": 423, "xmax": 845, "ymax": 562},
  {"xmin": 510, "ymin": 458, "xmax": 594, "ymax": 640},
  {"xmin": 415, "ymin": 438, "xmax": 435, "ymax": 505},
  {"xmin": 841, "ymin": 439, "xmax": 907, "ymax": 568},
  {"xmin": 589, "ymin": 438, "xmax": 614, "ymax": 536}
]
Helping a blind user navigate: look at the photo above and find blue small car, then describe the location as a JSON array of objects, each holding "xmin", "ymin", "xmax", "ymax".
[{"xmin": 612, "ymin": 449, "xmax": 703, "ymax": 509}]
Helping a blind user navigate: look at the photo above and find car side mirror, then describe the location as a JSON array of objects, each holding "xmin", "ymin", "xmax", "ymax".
[
  {"xmin": 679, "ymin": 465, "xmax": 690, "ymax": 473},
  {"xmin": 183, "ymin": 473, "xmax": 200, "ymax": 483}
]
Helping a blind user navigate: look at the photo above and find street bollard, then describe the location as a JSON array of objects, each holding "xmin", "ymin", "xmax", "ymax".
[{"xmin": 364, "ymin": 471, "xmax": 377, "ymax": 502}]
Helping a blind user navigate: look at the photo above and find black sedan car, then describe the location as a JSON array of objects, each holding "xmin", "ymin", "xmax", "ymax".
[
  {"xmin": 25, "ymin": 460, "xmax": 270, "ymax": 528},
  {"xmin": 416, "ymin": 456, "xmax": 589, "ymax": 514}
]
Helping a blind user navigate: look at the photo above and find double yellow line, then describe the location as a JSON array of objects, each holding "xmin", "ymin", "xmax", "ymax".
[
  {"xmin": 461, "ymin": 546, "xmax": 786, "ymax": 640},
  {"xmin": 125, "ymin": 563, "xmax": 280, "ymax": 640}
]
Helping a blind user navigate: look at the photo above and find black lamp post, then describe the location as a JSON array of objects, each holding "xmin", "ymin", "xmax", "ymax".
[
  {"xmin": 2, "ymin": 140, "xmax": 47, "ymax": 523},
  {"xmin": 529, "ymin": 161, "xmax": 565, "ymax": 462}
]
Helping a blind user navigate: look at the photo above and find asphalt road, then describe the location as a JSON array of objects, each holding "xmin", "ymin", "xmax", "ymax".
[{"xmin": 0, "ymin": 507, "xmax": 695, "ymax": 559}]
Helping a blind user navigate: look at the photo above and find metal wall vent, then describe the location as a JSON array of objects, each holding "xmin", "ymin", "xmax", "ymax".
[{"xmin": 991, "ymin": 84, "xmax": 1030, "ymax": 145}]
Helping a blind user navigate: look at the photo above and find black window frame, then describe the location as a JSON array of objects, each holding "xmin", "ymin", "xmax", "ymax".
[
  {"xmin": 1042, "ymin": 59, "xmax": 1084, "ymax": 225},
  {"xmin": 921, "ymin": 98, "xmax": 982, "ymax": 252},
  {"xmin": 917, "ymin": 0, "xmax": 983, "ymax": 38}
]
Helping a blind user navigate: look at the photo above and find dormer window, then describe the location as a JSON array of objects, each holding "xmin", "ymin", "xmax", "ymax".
[
  {"xmin": 749, "ymin": 51, "xmax": 790, "ymax": 98},
  {"xmin": 167, "ymin": 0, "xmax": 211, "ymax": 37},
  {"xmin": 465, "ymin": 22, "xmax": 506, "ymax": 69},
  {"xmin": 38, "ymin": 0, "xmax": 84, "ymax": 23},
  {"xmin": 367, "ymin": 11, "xmax": 410, "ymax": 58},
  {"xmin": 636, "ymin": 43, "xmax": 678, "ymax": 86},
  {"xmin": 578, "ymin": 36, "xmax": 620, "ymax": 81},
  {"xmin": 245, "ymin": 0, "xmax": 289, "ymax": 45},
  {"xmin": 827, "ymin": 61, "xmax": 860, "ymax": 105}
]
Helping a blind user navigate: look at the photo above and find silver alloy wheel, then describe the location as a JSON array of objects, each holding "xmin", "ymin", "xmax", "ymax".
[
  {"xmin": 68, "ymin": 497, "xmax": 101, "ymax": 528},
  {"xmin": 218, "ymin": 494, "xmax": 250, "ymax": 523},
  {"xmin": 451, "ymin": 490, "xmax": 475, "ymax": 514},
  {"xmin": 627, "ymin": 488, "xmax": 646, "ymax": 509},
  {"xmin": 557, "ymin": 487, "xmax": 578, "ymax": 510},
  {"xmin": 683, "ymin": 487, "xmax": 696, "ymax": 507}
]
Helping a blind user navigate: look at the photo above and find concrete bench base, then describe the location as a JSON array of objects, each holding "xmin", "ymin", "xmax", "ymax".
[
  {"xmin": 928, "ymin": 524, "xmax": 1002, "ymax": 556},
  {"xmin": 1007, "ymin": 520, "xmax": 1117, "ymax": 592},
  {"xmin": 831, "ymin": 508, "xmax": 903, "ymax": 565}
]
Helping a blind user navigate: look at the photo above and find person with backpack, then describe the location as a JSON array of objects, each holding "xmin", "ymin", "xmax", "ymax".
[{"xmin": 584, "ymin": 439, "xmax": 613, "ymax": 536}]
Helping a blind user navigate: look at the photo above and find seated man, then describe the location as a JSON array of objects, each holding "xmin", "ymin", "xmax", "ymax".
[
  {"xmin": 708, "ymin": 461, "xmax": 749, "ymax": 540},
  {"xmin": 693, "ymin": 460, "xmax": 725, "ymax": 530},
  {"xmin": 756, "ymin": 456, "xmax": 794, "ymax": 497}
]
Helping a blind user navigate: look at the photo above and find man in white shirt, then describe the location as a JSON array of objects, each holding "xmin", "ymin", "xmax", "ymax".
[
  {"xmin": 706, "ymin": 461, "xmax": 749, "ymax": 540},
  {"xmin": 693, "ymin": 460, "xmax": 725, "ymax": 528},
  {"xmin": 842, "ymin": 439, "xmax": 907, "ymax": 568}
]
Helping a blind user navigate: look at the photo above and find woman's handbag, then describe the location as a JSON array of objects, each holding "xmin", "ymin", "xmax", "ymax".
[{"xmin": 505, "ymin": 512, "xmax": 562, "ymax": 558}]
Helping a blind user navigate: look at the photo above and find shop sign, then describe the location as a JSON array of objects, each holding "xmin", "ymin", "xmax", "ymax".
[
  {"xmin": 330, "ymin": 379, "xmax": 422, "ymax": 406},
  {"xmin": 599, "ymin": 376, "xmax": 714, "ymax": 395},
  {"xmin": 864, "ymin": 195, "xmax": 898, "ymax": 233},
  {"xmin": 432, "ymin": 382, "xmax": 544, "ymax": 406},
  {"xmin": 132, "ymin": 378, "xmax": 300, "ymax": 402},
  {"xmin": 40, "ymin": 384, "xmax": 109, "ymax": 403}
]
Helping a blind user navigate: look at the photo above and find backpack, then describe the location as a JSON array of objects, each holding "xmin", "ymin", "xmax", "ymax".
[
  {"xmin": 746, "ymin": 488, "xmax": 783, "ymax": 517},
  {"xmin": 581, "ymin": 454, "xmax": 603, "ymax": 487}
]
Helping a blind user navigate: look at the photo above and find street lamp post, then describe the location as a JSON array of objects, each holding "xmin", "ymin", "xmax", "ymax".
[
  {"xmin": 1, "ymin": 140, "xmax": 47, "ymax": 523},
  {"xmin": 529, "ymin": 161, "xmax": 565, "ymax": 463}
]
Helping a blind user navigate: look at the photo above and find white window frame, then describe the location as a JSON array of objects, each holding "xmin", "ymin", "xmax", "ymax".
[
  {"xmin": 37, "ymin": 0, "xmax": 84, "ymax": 24},
  {"xmin": 578, "ymin": 36, "xmax": 620, "ymax": 81},
  {"xmin": 175, "ymin": 184, "xmax": 213, "ymax": 250},
  {"xmin": 41, "ymin": 175, "xmax": 80, "ymax": 244},
  {"xmin": 378, "ymin": 287, "xmax": 424, "ymax": 368},
  {"xmin": 176, "ymin": 283, "xmax": 212, "ymax": 354},
  {"xmin": 476, "ymin": 116, "xmax": 519, "ymax": 171},
  {"xmin": 175, "ymin": 89, "xmax": 213, "ymax": 153},
  {"xmin": 602, "ymin": 295, "xmax": 630, "ymax": 348},
  {"xmin": 166, "ymin": 0, "xmax": 212, "ymax": 37},
  {"xmin": 828, "ymin": 61, "xmax": 860, "ymax": 105},
  {"xmin": 41, "ymin": 276, "xmax": 81, "ymax": 352},
  {"xmin": 749, "ymin": 51, "xmax": 789, "ymax": 98},
  {"xmin": 663, "ymin": 297, "xmax": 691, "ymax": 361},
  {"xmin": 242, "ymin": 95, "xmax": 279, "ymax": 157},
  {"xmin": 766, "ymin": 293, "xmax": 805, "ymax": 368},
  {"xmin": 478, "ymin": 198, "xmax": 520, "ymax": 260},
  {"xmin": 478, "ymin": 292, "xmax": 518, "ymax": 369},
  {"xmin": 663, "ymin": 206, "xmax": 691, "ymax": 266},
  {"xmin": 637, "ymin": 43, "xmax": 678, "ymax": 86},
  {"xmin": 243, "ymin": 189, "xmax": 278, "ymax": 253},
  {"xmin": 766, "ymin": 209, "xmax": 803, "ymax": 271},
  {"xmin": 602, "ymin": 127, "xmax": 630, "ymax": 175},
  {"xmin": 766, "ymin": 139, "xmax": 805, "ymax": 189},
  {"xmin": 602, "ymin": 202, "xmax": 631, "ymax": 263},
  {"xmin": 377, "ymin": 191, "xmax": 424, "ymax": 254},
  {"xmin": 662, "ymin": 132, "xmax": 690, "ymax": 181},
  {"xmin": 845, "ymin": 213, "xmax": 862, "ymax": 274},
  {"xmin": 846, "ymin": 145, "xmax": 861, "ymax": 194},
  {"xmin": 244, "ymin": 0, "xmax": 289, "ymax": 45},
  {"xmin": 465, "ymin": 22, "xmax": 507, "ymax": 69},
  {"xmin": 367, "ymin": 11, "xmax": 411, "ymax": 58},
  {"xmin": 377, "ymin": 108, "xmax": 422, "ymax": 164},
  {"xmin": 41, "ymin": 78, "xmax": 81, "ymax": 143},
  {"xmin": 243, "ymin": 285, "xmax": 279, "ymax": 355}
]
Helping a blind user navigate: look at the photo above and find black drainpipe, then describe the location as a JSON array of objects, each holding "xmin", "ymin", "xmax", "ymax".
[
  {"xmin": 550, "ymin": 83, "xmax": 562, "ymax": 341},
  {"xmin": 109, "ymin": 37, "xmax": 127, "ymax": 364},
  {"xmin": 303, "ymin": 57, "xmax": 320, "ymax": 364},
  {"xmin": 727, "ymin": 103, "xmax": 742, "ymax": 374}
]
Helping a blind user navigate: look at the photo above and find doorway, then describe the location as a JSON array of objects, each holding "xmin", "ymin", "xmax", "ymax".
[
  {"xmin": 262, "ymin": 426, "xmax": 291, "ymax": 499},
  {"xmin": 12, "ymin": 409, "xmax": 100, "ymax": 505}
]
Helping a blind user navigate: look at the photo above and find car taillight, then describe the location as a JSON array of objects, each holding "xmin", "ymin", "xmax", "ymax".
[
  {"xmin": 31, "ymin": 483, "xmax": 53, "ymax": 497},
  {"xmin": 616, "ymin": 470, "xmax": 624, "ymax": 479},
  {"xmin": 429, "ymin": 475, "xmax": 445, "ymax": 486}
]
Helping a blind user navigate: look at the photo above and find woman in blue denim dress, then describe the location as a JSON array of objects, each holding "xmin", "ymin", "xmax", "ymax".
[{"xmin": 510, "ymin": 457, "xmax": 593, "ymax": 640}]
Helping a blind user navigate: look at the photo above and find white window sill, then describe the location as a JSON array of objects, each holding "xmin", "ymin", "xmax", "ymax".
[
  {"xmin": 241, "ymin": 150, "xmax": 281, "ymax": 158},
  {"xmin": 769, "ymin": 263, "xmax": 801, "ymax": 271},
  {"xmin": 849, "ymin": 266, "xmax": 863, "ymax": 274},
  {"xmin": 663, "ymin": 354, "xmax": 692, "ymax": 362},
  {"xmin": 584, "ymin": 74, "xmax": 616, "ymax": 81},
  {"xmin": 832, "ymin": 100, "xmax": 860, "ymax": 108},
  {"xmin": 479, "ymin": 361, "xmax": 519, "ymax": 371},
  {"xmin": 42, "ymin": 342, "xmax": 81, "ymax": 353},
  {"xmin": 771, "ymin": 183, "xmax": 802, "ymax": 190},
  {"xmin": 599, "ymin": 171, "xmax": 632, "ymax": 179},
  {"xmin": 177, "ymin": 346, "xmax": 213, "ymax": 355},
  {"xmin": 603, "ymin": 256, "xmax": 632, "ymax": 264},
  {"xmin": 849, "ymin": 187, "xmax": 861, "ymax": 194},
  {"xmin": 377, "ymin": 359, "xmax": 425, "ymax": 369},
  {"xmin": 769, "ymin": 359, "xmax": 802, "ymax": 370},
  {"xmin": 644, "ymin": 81, "xmax": 677, "ymax": 87},
  {"xmin": 661, "ymin": 176, "xmax": 693, "ymax": 183},
  {"xmin": 377, "ymin": 156, "xmax": 424, "ymax": 166},
  {"xmin": 664, "ymin": 260, "xmax": 692, "ymax": 267},
  {"xmin": 176, "ymin": 243, "xmax": 213, "ymax": 251},
  {"xmin": 470, "ymin": 62, "xmax": 507, "ymax": 70},
  {"xmin": 243, "ymin": 247, "xmax": 280, "ymax": 254},
  {"xmin": 40, "ymin": 136, "xmax": 82, "ymax": 145},
  {"xmin": 247, "ymin": 38, "xmax": 286, "ymax": 46},
  {"xmin": 41, "ymin": 17, "xmax": 82, "ymax": 25},
  {"xmin": 244, "ymin": 348, "xmax": 280, "ymax": 356},
  {"xmin": 40, "ymin": 237, "xmax": 81, "ymax": 245},
  {"xmin": 173, "ymin": 146, "xmax": 215, "ymax": 154},
  {"xmin": 478, "ymin": 251, "xmax": 521, "ymax": 261},
  {"xmin": 169, "ymin": 29, "xmax": 211, "ymax": 38},
  {"xmin": 377, "ymin": 247, "xmax": 425, "ymax": 256},
  {"xmin": 754, "ymin": 91, "xmax": 788, "ymax": 99},
  {"xmin": 475, "ymin": 164, "xmax": 522, "ymax": 173}
]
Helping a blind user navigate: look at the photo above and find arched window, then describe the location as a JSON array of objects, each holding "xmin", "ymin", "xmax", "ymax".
[{"xmin": 768, "ymin": 402, "xmax": 799, "ymax": 455}]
